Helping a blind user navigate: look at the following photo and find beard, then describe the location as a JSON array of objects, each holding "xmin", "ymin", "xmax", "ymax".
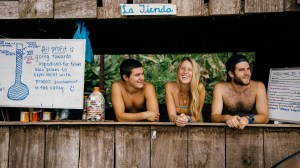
[{"xmin": 233, "ymin": 75, "xmax": 250, "ymax": 86}]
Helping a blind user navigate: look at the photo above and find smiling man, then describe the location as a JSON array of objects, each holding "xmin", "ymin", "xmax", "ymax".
[
  {"xmin": 110, "ymin": 59, "xmax": 160, "ymax": 122},
  {"xmin": 211, "ymin": 54, "xmax": 269, "ymax": 129}
]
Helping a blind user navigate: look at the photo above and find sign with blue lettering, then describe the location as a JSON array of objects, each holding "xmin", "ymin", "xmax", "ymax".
[
  {"xmin": 0, "ymin": 39, "xmax": 85, "ymax": 109},
  {"xmin": 121, "ymin": 4, "xmax": 176, "ymax": 15},
  {"xmin": 267, "ymin": 68, "xmax": 300, "ymax": 123}
]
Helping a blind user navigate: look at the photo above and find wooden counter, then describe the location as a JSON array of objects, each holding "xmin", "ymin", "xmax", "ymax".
[{"xmin": 0, "ymin": 122, "xmax": 299, "ymax": 168}]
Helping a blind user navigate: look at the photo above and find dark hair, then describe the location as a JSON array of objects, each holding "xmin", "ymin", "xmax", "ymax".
[
  {"xmin": 225, "ymin": 54, "xmax": 249, "ymax": 82},
  {"xmin": 120, "ymin": 59, "xmax": 143, "ymax": 81}
]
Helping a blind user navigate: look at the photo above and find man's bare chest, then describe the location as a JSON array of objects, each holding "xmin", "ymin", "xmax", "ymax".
[
  {"xmin": 123, "ymin": 93, "xmax": 145, "ymax": 112},
  {"xmin": 223, "ymin": 91, "xmax": 256, "ymax": 113}
]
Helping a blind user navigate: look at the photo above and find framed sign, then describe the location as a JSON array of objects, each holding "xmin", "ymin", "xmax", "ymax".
[
  {"xmin": 267, "ymin": 68, "xmax": 300, "ymax": 123},
  {"xmin": 0, "ymin": 39, "xmax": 85, "ymax": 109}
]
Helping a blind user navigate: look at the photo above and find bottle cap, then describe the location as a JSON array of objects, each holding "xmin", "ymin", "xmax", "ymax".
[{"xmin": 93, "ymin": 87, "xmax": 100, "ymax": 91}]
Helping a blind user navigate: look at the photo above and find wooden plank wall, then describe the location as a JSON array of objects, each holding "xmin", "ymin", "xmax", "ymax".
[
  {"xmin": 1, "ymin": 0, "xmax": 300, "ymax": 19},
  {"xmin": 0, "ymin": 124, "xmax": 299, "ymax": 168},
  {"xmin": 0, "ymin": 127, "xmax": 9, "ymax": 168},
  {"xmin": 9, "ymin": 126, "xmax": 45, "ymax": 168},
  {"xmin": 80, "ymin": 126, "xmax": 114, "ymax": 168},
  {"xmin": 45, "ymin": 126, "xmax": 80, "ymax": 167}
]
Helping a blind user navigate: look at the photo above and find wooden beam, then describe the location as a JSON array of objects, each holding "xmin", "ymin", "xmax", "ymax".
[
  {"xmin": 172, "ymin": 0, "xmax": 205, "ymax": 16},
  {"xmin": 209, "ymin": 0, "xmax": 241, "ymax": 15},
  {"xmin": 100, "ymin": 55, "xmax": 105, "ymax": 91},
  {"xmin": 0, "ymin": 1, "xmax": 18, "ymax": 19},
  {"xmin": 285, "ymin": 0, "xmax": 300, "ymax": 11},
  {"xmin": 98, "ymin": 0, "xmax": 127, "ymax": 19},
  {"xmin": 245, "ymin": 0, "xmax": 284, "ymax": 13},
  {"xmin": 19, "ymin": 0, "xmax": 53, "ymax": 18},
  {"xmin": 55, "ymin": 0, "xmax": 97, "ymax": 18}
]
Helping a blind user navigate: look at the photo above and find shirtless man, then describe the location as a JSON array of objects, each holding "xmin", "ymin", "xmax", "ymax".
[
  {"xmin": 110, "ymin": 59, "xmax": 160, "ymax": 122},
  {"xmin": 211, "ymin": 54, "xmax": 269, "ymax": 129}
]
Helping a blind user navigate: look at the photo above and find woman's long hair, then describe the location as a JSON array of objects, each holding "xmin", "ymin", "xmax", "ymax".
[{"xmin": 176, "ymin": 57, "xmax": 204, "ymax": 120}]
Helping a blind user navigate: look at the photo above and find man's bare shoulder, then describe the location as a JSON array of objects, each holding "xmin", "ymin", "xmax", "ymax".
[
  {"xmin": 250, "ymin": 80, "xmax": 266, "ymax": 91},
  {"xmin": 250, "ymin": 80, "xmax": 264, "ymax": 86},
  {"xmin": 143, "ymin": 81, "xmax": 156, "ymax": 90},
  {"xmin": 214, "ymin": 81, "xmax": 229, "ymax": 89},
  {"xmin": 111, "ymin": 80, "xmax": 125, "ymax": 89}
]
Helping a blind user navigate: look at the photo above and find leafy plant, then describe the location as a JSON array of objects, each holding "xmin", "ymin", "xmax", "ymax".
[{"xmin": 85, "ymin": 53, "xmax": 255, "ymax": 107}]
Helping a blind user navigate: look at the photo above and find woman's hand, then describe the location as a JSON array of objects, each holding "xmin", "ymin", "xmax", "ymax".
[{"xmin": 174, "ymin": 113, "xmax": 188, "ymax": 127}]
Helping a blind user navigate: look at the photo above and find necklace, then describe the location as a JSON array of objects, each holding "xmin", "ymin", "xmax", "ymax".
[{"xmin": 180, "ymin": 92, "xmax": 189, "ymax": 105}]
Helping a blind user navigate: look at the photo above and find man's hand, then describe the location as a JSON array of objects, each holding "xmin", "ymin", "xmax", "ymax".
[
  {"xmin": 225, "ymin": 115, "xmax": 240, "ymax": 129},
  {"xmin": 237, "ymin": 117, "xmax": 249, "ymax": 129},
  {"xmin": 225, "ymin": 115, "xmax": 249, "ymax": 129},
  {"xmin": 144, "ymin": 111, "xmax": 160, "ymax": 122}
]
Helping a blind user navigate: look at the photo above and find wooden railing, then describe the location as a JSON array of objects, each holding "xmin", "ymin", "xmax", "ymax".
[
  {"xmin": 0, "ymin": 122, "xmax": 299, "ymax": 168},
  {"xmin": 1, "ymin": 0, "xmax": 300, "ymax": 19}
]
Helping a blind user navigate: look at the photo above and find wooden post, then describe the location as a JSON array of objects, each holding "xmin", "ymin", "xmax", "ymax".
[{"xmin": 100, "ymin": 55, "xmax": 105, "ymax": 90}]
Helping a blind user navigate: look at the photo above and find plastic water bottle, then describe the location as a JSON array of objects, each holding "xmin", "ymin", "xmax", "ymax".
[{"xmin": 87, "ymin": 87, "xmax": 105, "ymax": 121}]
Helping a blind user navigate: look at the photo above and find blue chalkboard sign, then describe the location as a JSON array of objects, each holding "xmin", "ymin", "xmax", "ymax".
[
  {"xmin": 267, "ymin": 68, "xmax": 300, "ymax": 123},
  {"xmin": 0, "ymin": 39, "xmax": 86, "ymax": 109}
]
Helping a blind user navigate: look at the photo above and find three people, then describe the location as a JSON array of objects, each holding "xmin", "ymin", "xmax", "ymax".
[
  {"xmin": 111, "ymin": 55, "xmax": 269, "ymax": 128},
  {"xmin": 165, "ymin": 57, "xmax": 206, "ymax": 127},
  {"xmin": 211, "ymin": 54, "xmax": 269, "ymax": 129},
  {"xmin": 110, "ymin": 59, "xmax": 160, "ymax": 122}
]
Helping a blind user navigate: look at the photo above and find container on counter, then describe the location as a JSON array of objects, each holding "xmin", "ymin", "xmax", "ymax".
[
  {"xmin": 87, "ymin": 87, "xmax": 105, "ymax": 121},
  {"xmin": 43, "ymin": 111, "xmax": 52, "ymax": 121},
  {"xmin": 30, "ymin": 112, "xmax": 39, "ymax": 122},
  {"xmin": 60, "ymin": 109, "xmax": 69, "ymax": 120},
  {"xmin": 20, "ymin": 111, "xmax": 29, "ymax": 122}
]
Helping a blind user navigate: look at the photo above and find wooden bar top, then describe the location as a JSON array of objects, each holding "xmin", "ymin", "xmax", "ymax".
[{"xmin": 0, "ymin": 121, "xmax": 299, "ymax": 127}]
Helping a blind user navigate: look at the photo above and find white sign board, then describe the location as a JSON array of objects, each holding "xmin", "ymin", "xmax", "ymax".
[
  {"xmin": 121, "ymin": 4, "xmax": 176, "ymax": 15},
  {"xmin": 0, "ymin": 39, "xmax": 85, "ymax": 109},
  {"xmin": 267, "ymin": 68, "xmax": 300, "ymax": 123}
]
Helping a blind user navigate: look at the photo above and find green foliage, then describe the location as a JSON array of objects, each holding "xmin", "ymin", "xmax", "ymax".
[
  {"xmin": 85, "ymin": 53, "xmax": 255, "ymax": 107},
  {"xmin": 84, "ymin": 55, "xmax": 100, "ymax": 93}
]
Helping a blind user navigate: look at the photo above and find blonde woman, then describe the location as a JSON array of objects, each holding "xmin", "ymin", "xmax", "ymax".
[{"xmin": 165, "ymin": 57, "xmax": 206, "ymax": 127}]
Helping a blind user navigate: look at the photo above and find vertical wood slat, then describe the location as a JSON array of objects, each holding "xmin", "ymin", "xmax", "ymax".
[
  {"xmin": 226, "ymin": 127, "xmax": 264, "ymax": 168},
  {"xmin": 151, "ymin": 126, "xmax": 187, "ymax": 168},
  {"xmin": 55, "ymin": 0, "xmax": 97, "ymax": 19},
  {"xmin": 115, "ymin": 126, "xmax": 151, "ymax": 168},
  {"xmin": 172, "ymin": 0, "xmax": 204, "ymax": 16},
  {"xmin": 0, "ymin": 1, "xmax": 18, "ymax": 19},
  {"xmin": 45, "ymin": 126, "xmax": 79, "ymax": 168},
  {"xmin": 245, "ymin": 0, "xmax": 284, "ymax": 13},
  {"xmin": 98, "ymin": 0, "xmax": 127, "ymax": 19},
  {"xmin": 188, "ymin": 127, "xmax": 226, "ymax": 168},
  {"xmin": 18, "ymin": 0, "xmax": 53, "ymax": 18},
  {"xmin": 264, "ymin": 127, "xmax": 300, "ymax": 167},
  {"xmin": 9, "ymin": 126, "xmax": 45, "ymax": 168},
  {"xmin": 79, "ymin": 126, "xmax": 114, "ymax": 168},
  {"xmin": 209, "ymin": 0, "xmax": 241, "ymax": 15},
  {"xmin": 285, "ymin": 0, "xmax": 300, "ymax": 11},
  {"xmin": 0, "ymin": 127, "xmax": 9, "ymax": 168}
]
